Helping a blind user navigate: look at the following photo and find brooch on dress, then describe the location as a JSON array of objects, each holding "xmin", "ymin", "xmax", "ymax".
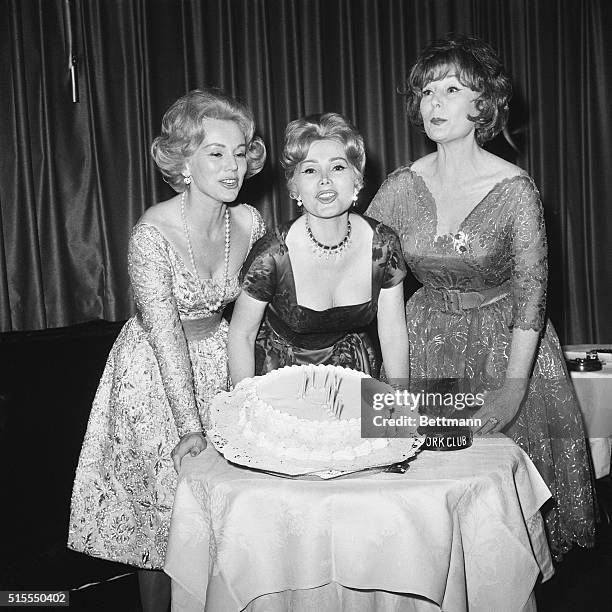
[{"xmin": 451, "ymin": 231, "xmax": 470, "ymax": 254}]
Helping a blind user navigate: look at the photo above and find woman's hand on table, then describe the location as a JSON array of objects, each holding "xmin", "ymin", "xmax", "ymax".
[
  {"xmin": 171, "ymin": 432, "xmax": 207, "ymax": 473},
  {"xmin": 472, "ymin": 381, "xmax": 527, "ymax": 435}
]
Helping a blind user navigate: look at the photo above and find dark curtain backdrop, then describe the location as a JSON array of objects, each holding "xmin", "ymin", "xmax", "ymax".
[{"xmin": 1, "ymin": 0, "xmax": 611, "ymax": 341}]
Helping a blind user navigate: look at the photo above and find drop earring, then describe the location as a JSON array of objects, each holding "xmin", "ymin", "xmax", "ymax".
[
  {"xmin": 296, "ymin": 195, "xmax": 303, "ymax": 207},
  {"xmin": 352, "ymin": 190, "xmax": 359, "ymax": 207},
  {"xmin": 184, "ymin": 175, "xmax": 192, "ymax": 185}
]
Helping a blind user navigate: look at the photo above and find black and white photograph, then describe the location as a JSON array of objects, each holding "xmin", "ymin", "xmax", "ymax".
[{"xmin": 1, "ymin": 1, "xmax": 611, "ymax": 611}]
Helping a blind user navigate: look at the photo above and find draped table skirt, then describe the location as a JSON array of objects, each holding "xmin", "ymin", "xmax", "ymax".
[{"xmin": 165, "ymin": 437, "xmax": 553, "ymax": 612}]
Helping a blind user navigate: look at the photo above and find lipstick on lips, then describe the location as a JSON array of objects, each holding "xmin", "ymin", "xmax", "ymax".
[
  {"xmin": 316, "ymin": 190, "xmax": 338, "ymax": 204},
  {"xmin": 221, "ymin": 177, "xmax": 239, "ymax": 189},
  {"xmin": 430, "ymin": 117, "xmax": 447, "ymax": 126}
]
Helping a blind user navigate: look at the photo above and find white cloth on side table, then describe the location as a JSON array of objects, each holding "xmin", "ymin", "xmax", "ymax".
[{"xmin": 564, "ymin": 344, "xmax": 612, "ymax": 478}]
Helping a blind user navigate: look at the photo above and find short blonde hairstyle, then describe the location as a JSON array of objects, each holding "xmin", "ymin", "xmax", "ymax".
[
  {"xmin": 281, "ymin": 113, "xmax": 365, "ymax": 191},
  {"xmin": 151, "ymin": 89, "xmax": 266, "ymax": 192}
]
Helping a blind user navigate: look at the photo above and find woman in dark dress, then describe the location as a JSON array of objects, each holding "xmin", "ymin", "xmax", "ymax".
[
  {"xmin": 367, "ymin": 34, "xmax": 595, "ymax": 558},
  {"xmin": 228, "ymin": 112, "xmax": 409, "ymax": 384}
]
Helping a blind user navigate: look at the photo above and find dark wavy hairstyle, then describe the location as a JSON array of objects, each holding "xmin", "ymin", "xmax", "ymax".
[
  {"xmin": 281, "ymin": 112, "xmax": 366, "ymax": 191},
  {"xmin": 151, "ymin": 88, "xmax": 266, "ymax": 192},
  {"xmin": 405, "ymin": 34, "xmax": 512, "ymax": 145}
]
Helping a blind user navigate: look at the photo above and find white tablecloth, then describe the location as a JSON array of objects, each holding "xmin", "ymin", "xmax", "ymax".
[
  {"xmin": 564, "ymin": 344, "xmax": 612, "ymax": 478},
  {"xmin": 165, "ymin": 437, "xmax": 553, "ymax": 612}
]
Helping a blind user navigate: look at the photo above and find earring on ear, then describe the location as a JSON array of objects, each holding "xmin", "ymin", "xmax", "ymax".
[
  {"xmin": 184, "ymin": 175, "xmax": 192, "ymax": 185},
  {"xmin": 352, "ymin": 190, "xmax": 359, "ymax": 206},
  {"xmin": 296, "ymin": 195, "xmax": 303, "ymax": 207}
]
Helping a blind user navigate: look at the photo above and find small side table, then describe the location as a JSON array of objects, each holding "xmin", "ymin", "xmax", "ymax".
[{"xmin": 564, "ymin": 344, "xmax": 612, "ymax": 478}]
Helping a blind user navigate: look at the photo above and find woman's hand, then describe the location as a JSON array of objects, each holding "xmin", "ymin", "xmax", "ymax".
[
  {"xmin": 472, "ymin": 380, "xmax": 528, "ymax": 435},
  {"xmin": 171, "ymin": 431, "xmax": 207, "ymax": 473}
]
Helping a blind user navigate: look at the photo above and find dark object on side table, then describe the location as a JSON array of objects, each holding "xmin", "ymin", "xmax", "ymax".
[{"xmin": 566, "ymin": 350, "xmax": 603, "ymax": 372}]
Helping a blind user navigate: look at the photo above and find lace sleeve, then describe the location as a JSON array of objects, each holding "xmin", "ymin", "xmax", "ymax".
[
  {"xmin": 366, "ymin": 166, "xmax": 412, "ymax": 236},
  {"xmin": 240, "ymin": 231, "xmax": 279, "ymax": 302},
  {"xmin": 242, "ymin": 203, "xmax": 267, "ymax": 249},
  {"xmin": 249, "ymin": 205, "xmax": 267, "ymax": 242},
  {"xmin": 367, "ymin": 176, "xmax": 395, "ymax": 227},
  {"xmin": 128, "ymin": 224, "xmax": 202, "ymax": 437},
  {"xmin": 510, "ymin": 178, "xmax": 548, "ymax": 332}
]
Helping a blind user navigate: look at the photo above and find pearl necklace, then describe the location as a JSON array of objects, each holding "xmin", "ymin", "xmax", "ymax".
[
  {"xmin": 305, "ymin": 214, "xmax": 352, "ymax": 259},
  {"xmin": 180, "ymin": 190, "xmax": 230, "ymax": 314}
]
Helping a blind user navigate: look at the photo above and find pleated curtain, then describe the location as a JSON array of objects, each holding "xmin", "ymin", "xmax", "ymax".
[{"xmin": 1, "ymin": 0, "xmax": 611, "ymax": 342}]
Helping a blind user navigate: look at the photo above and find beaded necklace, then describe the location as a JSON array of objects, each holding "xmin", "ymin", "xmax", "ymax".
[
  {"xmin": 305, "ymin": 213, "xmax": 352, "ymax": 259},
  {"xmin": 180, "ymin": 190, "xmax": 230, "ymax": 314}
]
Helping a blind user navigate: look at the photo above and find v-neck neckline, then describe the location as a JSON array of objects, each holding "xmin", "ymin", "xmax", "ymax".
[
  {"xmin": 409, "ymin": 168, "xmax": 525, "ymax": 239},
  {"xmin": 138, "ymin": 205, "xmax": 257, "ymax": 281}
]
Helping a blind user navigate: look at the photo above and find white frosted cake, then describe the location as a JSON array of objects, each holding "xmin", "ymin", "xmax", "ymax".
[{"xmin": 231, "ymin": 364, "xmax": 389, "ymax": 463}]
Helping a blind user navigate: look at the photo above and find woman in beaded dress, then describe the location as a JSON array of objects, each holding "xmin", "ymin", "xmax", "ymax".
[
  {"xmin": 228, "ymin": 113, "xmax": 409, "ymax": 385},
  {"xmin": 367, "ymin": 34, "xmax": 595, "ymax": 558},
  {"xmin": 68, "ymin": 89, "xmax": 266, "ymax": 611}
]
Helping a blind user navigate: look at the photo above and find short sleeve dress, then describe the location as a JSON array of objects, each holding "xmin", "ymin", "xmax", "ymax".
[
  {"xmin": 367, "ymin": 166, "xmax": 595, "ymax": 558},
  {"xmin": 68, "ymin": 204, "xmax": 266, "ymax": 569},
  {"xmin": 241, "ymin": 215, "xmax": 407, "ymax": 377}
]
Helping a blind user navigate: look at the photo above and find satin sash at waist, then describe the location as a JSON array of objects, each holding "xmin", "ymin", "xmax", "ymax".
[
  {"xmin": 266, "ymin": 309, "xmax": 365, "ymax": 351},
  {"xmin": 261, "ymin": 309, "xmax": 373, "ymax": 375},
  {"xmin": 181, "ymin": 315, "xmax": 223, "ymax": 341}
]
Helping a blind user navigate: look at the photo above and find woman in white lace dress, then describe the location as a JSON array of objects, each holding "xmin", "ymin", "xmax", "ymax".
[{"xmin": 68, "ymin": 89, "xmax": 266, "ymax": 611}]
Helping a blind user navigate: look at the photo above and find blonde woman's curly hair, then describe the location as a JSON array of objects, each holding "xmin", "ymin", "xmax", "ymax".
[
  {"xmin": 281, "ymin": 112, "xmax": 365, "ymax": 191},
  {"xmin": 151, "ymin": 88, "xmax": 266, "ymax": 192}
]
